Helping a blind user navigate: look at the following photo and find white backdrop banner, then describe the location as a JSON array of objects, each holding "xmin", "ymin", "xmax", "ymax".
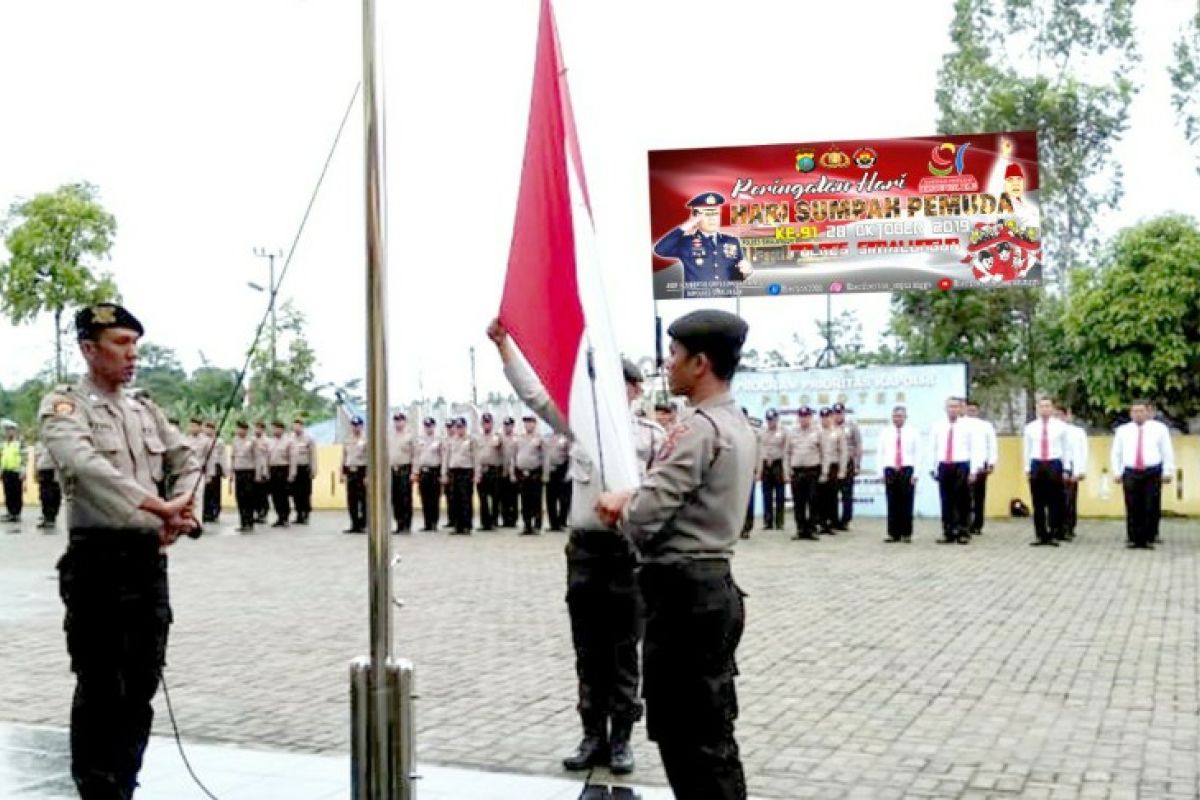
[{"xmin": 733, "ymin": 364, "xmax": 968, "ymax": 519}]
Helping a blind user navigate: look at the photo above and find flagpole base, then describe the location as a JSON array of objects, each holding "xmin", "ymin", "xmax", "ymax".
[{"xmin": 351, "ymin": 656, "xmax": 418, "ymax": 800}]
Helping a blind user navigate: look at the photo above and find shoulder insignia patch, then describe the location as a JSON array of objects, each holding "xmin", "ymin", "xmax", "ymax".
[
  {"xmin": 53, "ymin": 400, "xmax": 75, "ymax": 416},
  {"xmin": 655, "ymin": 423, "xmax": 689, "ymax": 462}
]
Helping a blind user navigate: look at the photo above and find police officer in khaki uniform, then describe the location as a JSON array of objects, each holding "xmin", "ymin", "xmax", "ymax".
[
  {"xmin": 443, "ymin": 417, "xmax": 477, "ymax": 534},
  {"xmin": 229, "ymin": 421, "xmax": 259, "ymax": 531},
  {"xmin": 757, "ymin": 408, "xmax": 786, "ymax": 530},
  {"xmin": 0, "ymin": 424, "xmax": 25, "ymax": 523},
  {"xmin": 341, "ymin": 416, "xmax": 368, "ymax": 533},
  {"xmin": 415, "ymin": 417, "xmax": 444, "ymax": 531},
  {"xmin": 389, "ymin": 412, "xmax": 416, "ymax": 533},
  {"xmin": 818, "ymin": 408, "xmax": 848, "ymax": 535},
  {"xmin": 545, "ymin": 431, "xmax": 572, "ymax": 531},
  {"xmin": 474, "ymin": 413, "xmax": 505, "ymax": 531},
  {"xmin": 499, "ymin": 417, "xmax": 520, "ymax": 527},
  {"xmin": 786, "ymin": 406, "xmax": 824, "ymax": 540},
  {"xmin": 490, "ymin": 317, "xmax": 650, "ymax": 775},
  {"xmin": 514, "ymin": 415, "xmax": 548, "ymax": 534},
  {"xmin": 267, "ymin": 421, "xmax": 297, "ymax": 527},
  {"xmin": 35, "ymin": 440, "xmax": 61, "ymax": 531},
  {"xmin": 291, "ymin": 418, "xmax": 318, "ymax": 525},
  {"xmin": 40, "ymin": 303, "xmax": 201, "ymax": 799},
  {"xmin": 832, "ymin": 403, "xmax": 861, "ymax": 531},
  {"xmin": 252, "ymin": 421, "xmax": 271, "ymax": 523},
  {"xmin": 596, "ymin": 309, "xmax": 755, "ymax": 800},
  {"xmin": 200, "ymin": 420, "xmax": 227, "ymax": 523}
]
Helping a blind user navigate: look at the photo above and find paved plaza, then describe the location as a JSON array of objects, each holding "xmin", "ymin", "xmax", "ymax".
[{"xmin": 1, "ymin": 510, "xmax": 1198, "ymax": 799}]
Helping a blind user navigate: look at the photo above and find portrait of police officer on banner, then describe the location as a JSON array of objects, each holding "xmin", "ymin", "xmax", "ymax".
[{"xmin": 653, "ymin": 192, "xmax": 753, "ymax": 292}]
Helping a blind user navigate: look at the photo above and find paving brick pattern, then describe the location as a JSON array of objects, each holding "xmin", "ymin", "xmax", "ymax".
[{"xmin": 1, "ymin": 512, "xmax": 1197, "ymax": 799}]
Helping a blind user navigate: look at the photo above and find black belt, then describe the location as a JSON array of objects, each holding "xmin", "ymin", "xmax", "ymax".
[{"xmin": 69, "ymin": 527, "xmax": 158, "ymax": 545}]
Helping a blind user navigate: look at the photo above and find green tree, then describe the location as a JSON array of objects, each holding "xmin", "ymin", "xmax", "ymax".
[
  {"xmin": 132, "ymin": 342, "xmax": 188, "ymax": 409},
  {"xmin": 1062, "ymin": 215, "xmax": 1200, "ymax": 428},
  {"xmin": 248, "ymin": 300, "xmax": 331, "ymax": 420},
  {"xmin": 0, "ymin": 377, "xmax": 53, "ymax": 438},
  {"xmin": 889, "ymin": 0, "xmax": 1139, "ymax": 418},
  {"xmin": 0, "ymin": 183, "xmax": 120, "ymax": 381},
  {"xmin": 1170, "ymin": 3, "xmax": 1200, "ymax": 173}
]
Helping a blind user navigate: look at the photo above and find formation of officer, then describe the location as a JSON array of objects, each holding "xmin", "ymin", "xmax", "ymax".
[
  {"xmin": 388, "ymin": 412, "xmax": 416, "ymax": 533},
  {"xmin": 267, "ymin": 420, "xmax": 298, "ymax": 528},
  {"xmin": 1110, "ymin": 399, "xmax": 1175, "ymax": 550},
  {"xmin": 415, "ymin": 416, "xmax": 444, "ymax": 531},
  {"xmin": 252, "ymin": 421, "xmax": 271, "ymax": 523},
  {"xmin": 488, "ymin": 318, "xmax": 659, "ymax": 776},
  {"xmin": 596, "ymin": 309, "xmax": 755, "ymax": 799},
  {"xmin": 545, "ymin": 431, "xmax": 572, "ymax": 531},
  {"xmin": 756, "ymin": 408, "xmax": 786, "ymax": 531},
  {"xmin": 442, "ymin": 416, "xmax": 477, "ymax": 534},
  {"xmin": 201, "ymin": 420, "xmax": 228, "ymax": 523},
  {"xmin": 39, "ymin": 303, "xmax": 201, "ymax": 799},
  {"xmin": 818, "ymin": 408, "xmax": 849, "ymax": 534},
  {"xmin": 229, "ymin": 421, "xmax": 259, "ymax": 531},
  {"xmin": 963, "ymin": 400, "xmax": 998, "ymax": 536},
  {"xmin": 499, "ymin": 416, "xmax": 520, "ymax": 527},
  {"xmin": 341, "ymin": 416, "xmax": 368, "ymax": 533},
  {"xmin": 513, "ymin": 414, "xmax": 548, "ymax": 535},
  {"xmin": 474, "ymin": 412, "xmax": 505, "ymax": 531},
  {"xmin": 1022, "ymin": 398, "xmax": 1072, "ymax": 546},
  {"xmin": 930, "ymin": 397, "xmax": 984, "ymax": 544},
  {"xmin": 877, "ymin": 405, "xmax": 919, "ymax": 543},
  {"xmin": 2, "ymin": 423, "xmax": 27, "ymax": 522}
]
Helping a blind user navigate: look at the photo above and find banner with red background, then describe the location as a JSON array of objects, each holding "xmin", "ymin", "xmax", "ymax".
[{"xmin": 648, "ymin": 131, "xmax": 1041, "ymax": 300}]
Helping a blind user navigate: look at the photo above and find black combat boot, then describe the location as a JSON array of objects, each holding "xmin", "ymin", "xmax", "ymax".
[
  {"xmin": 563, "ymin": 717, "xmax": 609, "ymax": 771},
  {"xmin": 608, "ymin": 719, "xmax": 635, "ymax": 775}
]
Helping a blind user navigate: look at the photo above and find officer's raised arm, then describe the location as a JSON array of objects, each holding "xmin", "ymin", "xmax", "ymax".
[{"xmin": 486, "ymin": 318, "xmax": 570, "ymax": 437}]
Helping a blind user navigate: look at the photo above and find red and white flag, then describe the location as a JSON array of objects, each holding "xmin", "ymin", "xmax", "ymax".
[{"xmin": 499, "ymin": 0, "xmax": 638, "ymax": 492}]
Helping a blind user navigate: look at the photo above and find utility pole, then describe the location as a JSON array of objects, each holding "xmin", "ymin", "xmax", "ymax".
[
  {"xmin": 815, "ymin": 292, "xmax": 838, "ymax": 368},
  {"xmin": 252, "ymin": 247, "xmax": 283, "ymax": 418},
  {"xmin": 469, "ymin": 346, "xmax": 477, "ymax": 407}
]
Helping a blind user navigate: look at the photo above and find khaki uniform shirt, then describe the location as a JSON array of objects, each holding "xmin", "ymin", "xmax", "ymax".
[
  {"xmin": 759, "ymin": 427, "xmax": 787, "ymax": 463},
  {"xmin": 620, "ymin": 391, "xmax": 756, "ymax": 564},
  {"xmin": 253, "ymin": 433, "xmax": 270, "ymax": 481},
  {"xmin": 39, "ymin": 376, "xmax": 201, "ymax": 532},
  {"xmin": 415, "ymin": 434, "xmax": 443, "ymax": 472},
  {"xmin": 546, "ymin": 434, "xmax": 571, "ymax": 470},
  {"xmin": 268, "ymin": 434, "xmax": 297, "ymax": 480},
  {"xmin": 342, "ymin": 434, "xmax": 368, "ymax": 470},
  {"xmin": 293, "ymin": 431, "xmax": 318, "ymax": 472},
  {"xmin": 786, "ymin": 425, "xmax": 825, "ymax": 474},
  {"xmin": 632, "ymin": 417, "xmax": 666, "ymax": 479},
  {"xmin": 444, "ymin": 435, "xmax": 477, "ymax": 472},
  {"xmin": 514, "ymin": 433, "xmax": 546, "ymax": 473},
  {"xmin": 501, "ymin": 434, "xmax": 518, "ymax": 477},
  {"xmin": 231, "ymin": 436, "xmax": 257, "ymax": 471},
  {"xmin": 821, "ymin": 426, "xmax": 849, "ymax": 475},
  {"xmin": 389, "ymin": 428, "xmax": 416, "ymax": 468},
  {"xmin": 841, "ymin": 420, "xmax": 863, "ymax": 466},
  {"xmin": 475, "ymin": 431, "xmax": 505, "ymax": 469}
]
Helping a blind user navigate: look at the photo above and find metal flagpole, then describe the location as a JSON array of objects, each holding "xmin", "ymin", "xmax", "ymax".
[{"xmin": 351, "ymin": 0, "xmax": 417, "ymax": 797}]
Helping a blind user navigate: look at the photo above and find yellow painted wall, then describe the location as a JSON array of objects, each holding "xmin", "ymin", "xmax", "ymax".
[{"xmin": 18, "ymin": 438, "xmax": 1198, "ymax": 518}]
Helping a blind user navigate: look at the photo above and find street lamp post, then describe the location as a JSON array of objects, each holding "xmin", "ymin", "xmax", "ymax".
[{"xmin": 252, "ymin": 247, "xmax": 284, "ymax": 418}]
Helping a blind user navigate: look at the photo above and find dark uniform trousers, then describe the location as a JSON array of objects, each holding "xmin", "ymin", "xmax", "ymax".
[
  {"xmin": 2, "ymin": 469, "xmax": 23, "ymax": 518},
  {"xmin": 418, "ymin": 467, "xmax": 441, "ymax": 530},
  {"xmin": 760, "ymin": 460, "xmax": 785, "ymax": 529},
  {"xmin": 254, "ymin": 476, "xmax": 270, "ymax": 522},
  {"xmin": 837, "ymin": 459, "xmax": 856, "ymax": 527},
  {"xmin": 58, "ymin": 532, "xmax": 170, "ymax": 800},
  {"xmin": 937, "ymin": 462, "xmax": 971, "ymax": 541},
  {"xmin": 970, "ymin": 472, "xmax": 989, "ymax": 534},
  {"xmin": 789, "ymin": 467, "xmax": 820, "ymax": 535},
  {"xmin": 233, "ymin": 470, "xmax": 256, "ymax": 528},
  {"xmin": 517, "ymin": 468, "xmax": 543, "ymax": 530},
  {"xmin": 391, "ymin": 465, "xmax": 413, "ymax": 530},
  {"xmin": 448, "ymin": 468, "xmax": 474, "ymax": 532},
  {"xmin": 202, "ymin": 472, "xmax": 222, "ymax": 523},
  {"xmin": 566, "ymin": 531, "xmax": 643, "ymax": 733},
  {"xmin": 546, "ymin": 464, "xmax": 571, "ymax": 529},
  {"xmin": 1063, "ymin": 479, "xmax": 1079, "ymax": 538},
  {"xmin": 291, "ymin": 465, "xmax": 313, "ymax": 521},
  {"xmin": 1122, "ymin": 466, "xmax": 1162, "ymax": 547},
  {"xmin": 883, "ymin": 467, "xmax": 915, "ymax": 540},
  {"xmin": 641, "ymin": 560, "xmax": 746, "ymax": 800},
  {"xmin": 345, "ymin": 466, "xmax": 366, "ymax": 530},
  {"xmin": 39, "ymin": 469, "xmax": 62, "ymax": 523},
  {"xmin": 268, "ymin": 466, "xmax": 291, "ymax": 523},
  {"xmin": 477, "ymin": 466, "xmax": 501, "ymax": 529},
  {"xmin": 1029, "ymin": 459, "xmax": 1064, "ymax": 543},
  {"xmin": 818, "ymin": 466, "xmax": 840, "ymax": 532},
  {"xmin": 500, "ymin": 475, "xmax": 519, "ymax": 527},
  {"xmin": 741, "ymin": 491, "xmax": 754, "ymax": 535}
]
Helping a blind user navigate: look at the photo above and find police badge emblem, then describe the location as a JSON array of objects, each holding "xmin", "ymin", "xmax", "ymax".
[{"xmin": 723, "ymin": 244, "xmax": 738, "ymax": 258}]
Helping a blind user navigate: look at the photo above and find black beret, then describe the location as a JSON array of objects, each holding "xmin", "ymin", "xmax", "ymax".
[
  {"xmin": 393, "ymin": 411, "xmax": 406, "ymax": 421},
  {"xmin": 481, "ymin": 412, "xmax": 493, "ymax": 422},
  {"xmin": 350, "ymin": 416, "xmax": 364, "ymax": 426},
  {"xmin": 75, "ymin": 303, "xmax": 144, "ymax": 341},
  {"xmin": 423, "ymin": 417, "xmax": 436, "ymax": 426},
  {"xmin": 522, "ymin": 414, "xmax": 535, "ymax": 421},
  {"xmin": 667, "ymin": 309, "xmax": 748, "ymax": 360},
  {"xmin": 654, "ymin": 403, "xmax": 673, "ymax": 413},
  {"xmin": 818, "ymin": 408, "xmax": 831, "ymax": 417},
  {"xmin": 503, "ymin": 417, "xmax": 515, "ymax": 425},
  {"xmin": 764, "ymin": 408, "xmax": 778, "ymax": 419},
  {"xmin": 235, "ymin": 421, "xmax": 249, "ymax": 429},
  {"xmin": 797, "ymin": 406, "xmax": 814, "ymax": 417},
  {"xmin": 831, "ymin": 402, "xmax": 846, "ymax": 413},
  {"xmin": 622, "ymin": 358, "xmax": 643, "ymax": 384}
]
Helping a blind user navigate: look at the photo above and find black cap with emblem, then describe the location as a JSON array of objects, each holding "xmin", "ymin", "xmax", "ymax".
[
  {"xmin": 75, "ymin": 303, "xmax": 144, "ymax": 341},
  {"xmin": 667, "ymin": 309, "xmax": 748, "ymax": 381}
]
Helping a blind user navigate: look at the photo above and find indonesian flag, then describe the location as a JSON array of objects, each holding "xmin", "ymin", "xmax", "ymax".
[{"xmin": 499, "ymin": 0, "xmax": 638, "ymax": 493}]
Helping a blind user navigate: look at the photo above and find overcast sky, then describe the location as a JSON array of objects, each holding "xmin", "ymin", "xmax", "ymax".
[{"xmin": 1, "ymin": 0, "xmax": 1198, "ymax": 402}]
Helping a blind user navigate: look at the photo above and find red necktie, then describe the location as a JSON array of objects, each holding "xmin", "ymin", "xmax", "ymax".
[
  {"xmin": 895, "ymin": 428, "xmax": 903, "ymax": 468},
  {"xmin": 1040, "ymin": 421, "xmax": 1049, "ymax": 460},
  {"xmin": 1135, "ymin": 425, "xmax": 1145, "ymax": 470},
  {"xmin": 945, "ymin": 421, "xmax": 954, "ymax": 463}
]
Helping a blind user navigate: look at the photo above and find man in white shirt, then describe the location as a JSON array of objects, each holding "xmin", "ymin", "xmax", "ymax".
[
  {"xmin": 878, "ymin": 405, "xmax": 919, "ymax": 543},
  {"xmin": 1056, "ymin": 405, "xmax": 1089, "ymax": 542},
  {"xmin": 963, "ymin": 400, "xmax": 998, "ymax": 537},
  {"xmin": 1023, "ymin": 397, "xmax": 1071, "ymax": 546},
  {"xmin": 930, "ymin": 397, "xmax": 982, "ymax": 544},
  {"xmin": 1110, "ymin": 399, "xmax": 1176, "ymax": 550}
]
